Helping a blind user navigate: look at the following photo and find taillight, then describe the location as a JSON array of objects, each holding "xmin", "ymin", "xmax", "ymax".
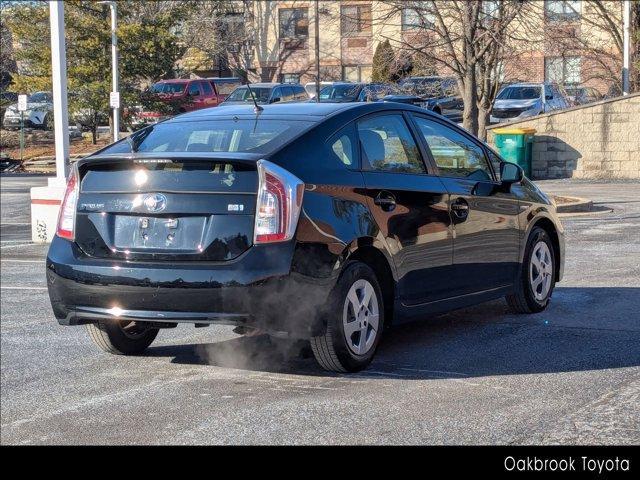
[
  {"xmin": 56, "ymin": 169, "xmax": 79, "ymax": 241},
  {"xmin": 254, "ymin": 160, "xmax": 304, "ymax": 244}
]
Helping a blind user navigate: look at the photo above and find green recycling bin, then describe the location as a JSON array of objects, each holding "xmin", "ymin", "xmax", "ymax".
[{"xmin": 493, "ymin": 127, "xmax": 536, "ymax": 177}]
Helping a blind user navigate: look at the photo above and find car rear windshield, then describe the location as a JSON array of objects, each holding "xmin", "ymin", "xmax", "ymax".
[
  {"xmin": 225, "ymin": 87, "xmax": 271, "ymax": 103},
  {"xmin": 497, "ymin": 86, "xmax": 541, "ymax": 100},
  {"xmin": 150, "ymin": 83, "xmax": 186, "ymax": 94},
  {"xmin": 100, "ymin": 119, "xmax": 314, "ymax": 155},
  {"xmin": 28, "ymin": 92, "xmax": 52, "ymax": 103}
]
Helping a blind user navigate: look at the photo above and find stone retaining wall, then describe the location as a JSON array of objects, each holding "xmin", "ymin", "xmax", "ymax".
[{"xmin": 486, "ymin": 93, "xmax": 640, "ymax": 179}]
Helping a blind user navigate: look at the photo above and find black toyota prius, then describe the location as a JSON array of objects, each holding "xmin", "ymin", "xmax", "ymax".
[{"xmin": 47, "ymin": 102, "xmax": 564, "ymax": 372}]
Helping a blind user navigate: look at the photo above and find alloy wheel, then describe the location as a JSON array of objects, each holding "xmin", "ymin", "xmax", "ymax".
[
  {"xmin": 342, "ymin": 279, "xmax": 380, "ymax": 355},
  {"xmin": 529, "ymin": 241, "xmax": 553, "ymax": 301}
]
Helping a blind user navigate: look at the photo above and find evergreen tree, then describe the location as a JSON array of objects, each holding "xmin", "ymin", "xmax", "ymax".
[{"xmin": 371, "ymin": 39, "xmax": 395, "ymax": 83}]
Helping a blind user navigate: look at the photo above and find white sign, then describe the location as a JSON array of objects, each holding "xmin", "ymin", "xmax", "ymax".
[
  {"xmin": 17, "ymin": 94, "xmax": 28, "ymax": 112},
  {"xmin": 109, "ymin": 91, "xmax": 120, "ymax": 109}
]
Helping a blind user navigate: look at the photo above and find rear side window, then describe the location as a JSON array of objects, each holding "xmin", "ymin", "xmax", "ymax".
[
  {"xmin": 412, "ymin": 115, "xmax": 493, "ymax": 181},
  {"xmin": 328, "ymin": 125, "xmax": 358, "ymax": 167},
  {"xmin": 101, "ymin": 119, "xmax": 314, "ymax": 155},
  {"xmin": 357, "ymin": 114, "xmax": 425, "ymax": 174},
  {"xmin": 201, "ymin": 81, "xmax": 214, "ymax": 96},
  {"xmin": 295, "ymin": 86, "xmax": 308, "ymax": 100}
]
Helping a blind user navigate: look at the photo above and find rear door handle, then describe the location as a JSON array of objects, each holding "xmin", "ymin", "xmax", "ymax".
[
  {"xmin": 451, "ymin": 198, "xmax": 469, "ymax": 219},
  {"xmin": 374, "ymin": 191, "xmax": 396, "ymax": 211}
]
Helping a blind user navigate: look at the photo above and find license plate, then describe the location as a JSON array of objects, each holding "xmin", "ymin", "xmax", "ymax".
[{"xmin": 113, "ymin": 216, "xmax": 206, "ymax": 251}]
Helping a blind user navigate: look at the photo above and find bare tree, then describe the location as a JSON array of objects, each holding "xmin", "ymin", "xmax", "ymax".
[{"xmin": 375, "ymin": 1, "xmax": 532, "ymax": 138}]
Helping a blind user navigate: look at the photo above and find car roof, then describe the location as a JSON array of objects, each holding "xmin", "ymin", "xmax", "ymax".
[
  {"xmin": 165, "ymin": 101, "xmax": 442, "ymax": 124},
  {"xmin": 405, "ymin": 76, "xmax": 454, "ymax": 80},
  {"xmin": 502, "ymin": 82, "xmax": 557, "ymax": 88},
  {"xmin": 155, "ymin": 79, "xmax": 193, "ymax": 84}
]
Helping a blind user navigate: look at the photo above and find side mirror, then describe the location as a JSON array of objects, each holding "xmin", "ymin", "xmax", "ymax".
[
  {"xmin": 545, "ymin": 94, "xmax": 553, "ymax": 100},
  {"xmin": 500, "ymin": 161, "xmax": 524, "ymax": 186},
  {"xmin": 270, "ymin": 97, "xmax": 281, "ymax": 103}
]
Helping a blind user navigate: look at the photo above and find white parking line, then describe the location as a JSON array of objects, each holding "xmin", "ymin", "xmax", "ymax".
[
  {"xmin": 0, "ymin": 259, "xmax": 43, "ymax": 263},
  {"xmin": 0, "ymin": 243, "xmax": 35, "ymax": 249},
  {"xmin": 0, "ymin": 286, "xmax": 47, "ymax": 290},
  {"xmin": 0, "ymin": 222, "xmax": 31, "ymax": 226}
]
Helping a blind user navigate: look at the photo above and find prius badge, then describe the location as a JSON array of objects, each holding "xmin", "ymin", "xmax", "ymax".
[{"xmin": 143, "ymin": 193, "xmax": 167, "ymax": 213}]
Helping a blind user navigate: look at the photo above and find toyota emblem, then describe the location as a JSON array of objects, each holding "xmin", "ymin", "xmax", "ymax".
[{"xmin": 143, "ymin": 193, "xmax": 167, "ymax": 213}]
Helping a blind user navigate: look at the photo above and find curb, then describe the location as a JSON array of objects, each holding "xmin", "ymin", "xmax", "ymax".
[
  {"xmin": 553, "ymin": 196, "xmax": 593, "ymax": 213},
  {"xmin": 550, "ymin": 195, "xmax": 614, "ymax": 217}
]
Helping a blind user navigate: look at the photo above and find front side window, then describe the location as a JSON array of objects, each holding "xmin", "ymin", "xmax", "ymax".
[
  {"xmin": 412, "ymin": 115, "xmax": 493, "ymax": 181},
  {"xmin": 545, "ymin": 0, "xmax": 581, "ymax": 21},
  {"xmin": 101, "ymin": 119, "xmax": 314, "ymax": 155},
  {"xmin": 357, "ymin": 114, "xmax": 425, "ymax": 174},
  {"xmin": 188, "ymin": 83, "xmax": 201, "ymax": 96},
  {"xmin": 341, "ymin": 4, "xmax": 372, "ymax": 36}
]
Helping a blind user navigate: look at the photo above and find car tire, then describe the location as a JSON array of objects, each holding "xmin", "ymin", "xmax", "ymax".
[
  {"xmin": 43, "ymin": 113, "xmax": 53, "ymax": 130},
  {"xmin": 506, "ymin": 226, "xmax": 556, "ymax": 314},
  {"xmin": 86, "ymin": 320, "xmax": 159, "ymax": 355},
  {"xmin": 310, "ymin": 261, "xmax": 384, "ymax": 372}
]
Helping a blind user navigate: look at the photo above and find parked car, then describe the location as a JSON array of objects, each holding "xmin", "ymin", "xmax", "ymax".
[
  {"xmin": 0, "ymin": 91, "xmax": 18, "ymax": 122},
  {"xmin": 220, "ymin": 83, "xmax": 309, "ymax": 106},
  {"xmin": 399, "ymin": 76, "xmax": 464, "ymax": 122},
  {"xmin": 490, "ymin": 82, "xmax": 570, "ymax": 123},
  {"xmin": 2, "ymin": 91, "xmax": 53, "ymax": 130},
  {"xmin": 304, "ymin": 81, "xmax": 334, "ymax": 99},
  {"xmin": 564, "ymin": 85, "xmax": 602, "ymax": 106},
  {"xmin": 46, "ymin": 102, "xmax": 564, "ymax": 372},
  {"xmin": 318, "ymin": 82, "xmax": 403, "ymax": 103},
  {"xmin": 134, "ymin": 78, "xmax": 228, "ymax": 126},
  {"xmin": 207, "ymin": 77, "xmax": 243, "ymax": 100}
]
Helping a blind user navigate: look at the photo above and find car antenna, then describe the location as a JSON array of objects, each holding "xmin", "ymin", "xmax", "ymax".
[{"xmin": 246, "ymin": 82, "xmax": 263, "ymax": 114}]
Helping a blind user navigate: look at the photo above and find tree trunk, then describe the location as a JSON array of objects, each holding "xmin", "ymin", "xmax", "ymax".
[
  {"xmin": 91, "ymin": 125, "xmax": 97, "ymax": 145},
  {"xmin": 477, "ymin": 105, "xmax": 489, "ymax": 141},
  {"xmin": 461, "ymin": 71, "xmax": 479, "ymax": 136}
]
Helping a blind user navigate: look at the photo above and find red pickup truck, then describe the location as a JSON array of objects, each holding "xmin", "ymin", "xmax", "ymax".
[{"xmin": 133, "ymin": 78, "xmax": 241, "ymax": 125}]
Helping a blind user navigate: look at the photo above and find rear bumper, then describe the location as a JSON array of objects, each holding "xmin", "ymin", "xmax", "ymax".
[{"xmin": 46, "ymin": 236, "xmax": 334, "ymax": 337}]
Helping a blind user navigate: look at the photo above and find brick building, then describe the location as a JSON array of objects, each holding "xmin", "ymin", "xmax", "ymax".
[{"xmin": 223, "ymin": 1, "xmax": 623, "ymax": 95}]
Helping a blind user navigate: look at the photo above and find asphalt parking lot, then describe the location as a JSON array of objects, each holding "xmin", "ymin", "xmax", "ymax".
[{"xmin": 1, "ymin": 175, "xmax": 638, "ymax": 445}]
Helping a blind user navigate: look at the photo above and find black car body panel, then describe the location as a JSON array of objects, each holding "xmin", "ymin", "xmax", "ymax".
[{"xmin": 47, "ymin": 102, "xmax": 564, "ymax": 338}]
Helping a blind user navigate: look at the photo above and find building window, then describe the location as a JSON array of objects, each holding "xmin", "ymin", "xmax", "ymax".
[
  {"xmin": 401, "ymin": 5, "xmax": 435, "ymax": 31},
  {"xmin": 545, "ymin": 56, "xmax": 581, "ymax": 86},
  {"xmin": 545, "ymin": 1, "xmax": 581, "ymax": 21},
  {"xmin": 342, "ymin": 65, "xmax": 372, "ymax": 82},
  {"xmin": 281, "ymin": 73, "xmax": 300, "ymax": 84},
  {"xmin": 279, "ymin": 8, "xmax": 309, "ymax": 38},
  {"xmin": 341, "ymin": 4, "xmax": 372, "ymax": 36},
  {"xmin": 482, "ymin": 1, "xmax": 501, "ymax": 21}
]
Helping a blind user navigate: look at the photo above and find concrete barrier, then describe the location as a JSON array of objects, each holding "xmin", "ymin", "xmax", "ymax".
[
  {"xmin": 30, "ymin": 177, "xmax": 65, "ymax": 243},
  {"xmin": 487, "ymin": 93, "xmax": 640, "ymax": 179}
]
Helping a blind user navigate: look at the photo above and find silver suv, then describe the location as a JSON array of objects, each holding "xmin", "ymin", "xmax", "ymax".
[{"xmin": 490, "ymin": 83, "xmax": 570, "ymax": 123}]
